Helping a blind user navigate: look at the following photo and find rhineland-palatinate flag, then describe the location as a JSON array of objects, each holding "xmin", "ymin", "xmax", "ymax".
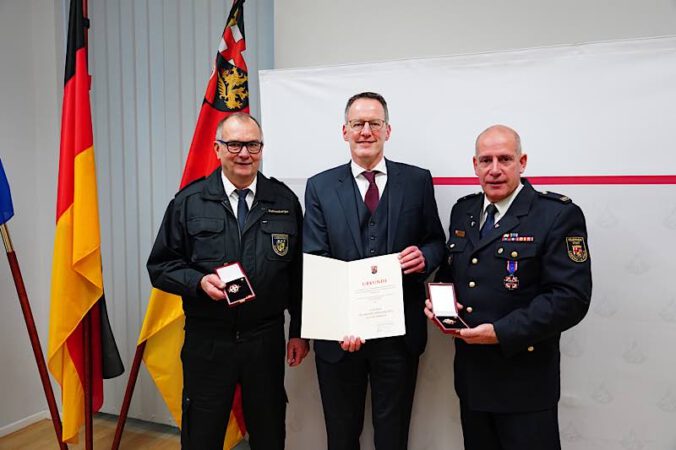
[
  {"xmin": 48, "ymin": 0, "xmax": 124, "ymax": 443},
  {"xmin": 137, "ymin": 0, "xmax": 248, "ymax": 447}
]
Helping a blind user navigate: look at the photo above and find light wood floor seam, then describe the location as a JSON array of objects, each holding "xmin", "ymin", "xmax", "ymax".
[{"xmin": 0, "ymin": 414, "xmax": 180, "ymax": 450}]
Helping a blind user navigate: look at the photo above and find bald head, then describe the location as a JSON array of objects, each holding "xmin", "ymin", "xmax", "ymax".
[
  {"xmin": 475, "ymin": 125, "xmax": 521, "ymax": 156},
  {"xmin": 473, "ymin": 124, "xmax": 527, "ymax": 203}
]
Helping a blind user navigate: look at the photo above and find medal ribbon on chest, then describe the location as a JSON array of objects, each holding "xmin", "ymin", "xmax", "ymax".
[{"xmin": 503, "ymin": 260, "xmax": 519, "ymax": 290}]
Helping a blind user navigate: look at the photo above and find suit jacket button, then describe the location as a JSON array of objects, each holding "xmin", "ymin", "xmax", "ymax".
[
  {"xmin": 466, "ymin": 306, "xmax": 473, "ymax": 313},
  {"xmin": 449, "ymin": 243, "xmax": 455, "ymax": 248},
  {"xmin": 511, "ymin": 251, "xmax": 518, "ymax": 258},
  {"xmin": 527, "ymin": 346, "xmax": 535, "ymax": 352},
  {"xmin": 471, "ymin": 257, "xmax": 478, "ymax": 264},
  {"xmin": 468, "ymin": 281, "xmax": 476, "ymax": 288},
  {"xmin": 497, "ymin": 247, "xmax": 504, "ymax": 254}
]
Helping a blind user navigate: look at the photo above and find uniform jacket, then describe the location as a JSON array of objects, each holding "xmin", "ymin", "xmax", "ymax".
[
  {"xmin": 147, "ymin": 168, "xmax": 303, "ymax": 338},
  {"xmin": 303, "ymin": 159, "xmax": 446, "ymax": 362},
  {"xmin": 437, "ymin": 179, "xmax": 592, "ymax": 413}
]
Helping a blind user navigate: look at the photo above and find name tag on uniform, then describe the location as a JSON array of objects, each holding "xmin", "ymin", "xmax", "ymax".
[{"xmin": 267, "ymin": 209, "xmax": 289, "ymax": 215}]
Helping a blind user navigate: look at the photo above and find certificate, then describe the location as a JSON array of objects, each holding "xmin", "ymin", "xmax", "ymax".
[{"xmin": 301, "ymin": 253, "xmax": 406, "ymax": 341}]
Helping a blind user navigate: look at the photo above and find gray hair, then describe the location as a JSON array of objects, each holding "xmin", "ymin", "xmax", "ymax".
[{"xmin": 215, "ymin": 112, "xmax": 263, "ymax": 141}]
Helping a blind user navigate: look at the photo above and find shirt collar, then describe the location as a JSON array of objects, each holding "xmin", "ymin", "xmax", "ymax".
[
  {"xmin": 351, "ymin": 157, "xmax": 387, "ymax": 179},
  {"xmin": 221, "ymin": 171, "xmax": 257, "ymax": 198},
  {"xmin": 482, "ymin": 182, "xmax": 524, "ymax": 218}
]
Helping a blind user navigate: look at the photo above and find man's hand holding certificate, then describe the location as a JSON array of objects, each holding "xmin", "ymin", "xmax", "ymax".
[{"xmin": 301, "ymin": 253, "xmax": 406, "ymax": 341}]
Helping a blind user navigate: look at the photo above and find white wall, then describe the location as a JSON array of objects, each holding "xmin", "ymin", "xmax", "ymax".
[
  {"xmin": 0, "ymin": 0, "xmax": 63, "ymax": 437},
  {"xmin": 275, "ymin": 0, "xmax": 676, "ymax": 68}
]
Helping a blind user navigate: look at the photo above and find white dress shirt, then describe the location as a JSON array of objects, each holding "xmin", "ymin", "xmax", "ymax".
[
  {"xmin": 221, "ymin": 172, "xmax": 257, "ymax": 218},
  {"xmin": 480, "ymin": 182, "xmax": 524, "ymax": 228},
  {"xmin": 350, "ymin": 158, "xmax": 388, "ymax": 201}
]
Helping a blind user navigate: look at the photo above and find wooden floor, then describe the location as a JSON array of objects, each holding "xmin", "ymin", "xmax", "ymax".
[{"xmin": 0, "ymin": 414, "xmax": 180, "ymax": 450}]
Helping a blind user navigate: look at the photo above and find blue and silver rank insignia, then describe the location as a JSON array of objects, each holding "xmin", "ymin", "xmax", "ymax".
[
  {"xmin": 566, "ymin": 236, "xmax": 588, "ymax": 263},
  {"xmin": 271, "ymin": 233, "xmax": 289, "ymax": 256}
]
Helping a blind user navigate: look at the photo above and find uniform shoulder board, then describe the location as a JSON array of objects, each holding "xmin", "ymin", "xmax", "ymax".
[
  {"xmin": 538, "ymin": 190, "xmax": 572, "ymax": 203},
  {"xmin": 174, "ymin": 176, "xmax": 206, "ymax": 196},
  {"xmin": 457, "ymin": 192, "xmax": 482, "ymax": 202},
  {"xmin": 270, "ymin": 176, "xmax": 290, "ymax": 188},
  {"xmin": 269, "ymin": 177, "xmax": 297, "ymax": 195}
]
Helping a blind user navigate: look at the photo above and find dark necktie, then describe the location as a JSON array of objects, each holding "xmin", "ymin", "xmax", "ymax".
[
  {"xmin": 362, "ymin": 171, "xmax": 379, "ymax": 215},
  {"xmin": 480, "ymin": 203, "xmax": 497, "ymax": 239},
  {"xmin": 236, "ymin": 188, "xmax": 250, "ymax": 231}
]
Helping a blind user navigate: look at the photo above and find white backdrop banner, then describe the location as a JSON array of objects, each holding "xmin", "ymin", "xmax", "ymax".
[{"xmin": 260, "ymin": 37, "xmax": 676, "ymax": 450}]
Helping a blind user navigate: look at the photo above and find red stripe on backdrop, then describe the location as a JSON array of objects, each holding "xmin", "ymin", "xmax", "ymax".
[{"xmin": 433, "ymin": 175, "xmax": 676, "ymax": 185}]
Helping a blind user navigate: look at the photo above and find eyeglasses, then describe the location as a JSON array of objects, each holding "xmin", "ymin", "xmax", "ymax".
[
  {"xmin": 215, "ymin": 140, "xmax": 264, "ymax": 154},
  {"xmin": 347, "ymin": 119, "xmax": 386, "ymax": 132}
]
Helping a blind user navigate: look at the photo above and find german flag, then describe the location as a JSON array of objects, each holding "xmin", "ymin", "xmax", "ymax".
[
  {"xmin": 48, "ymin": 0, "xmax": 124, "ymax": 443},
  {"xmin": 138, "ymin": 0, "xmax": 248, "ymax": 447}
]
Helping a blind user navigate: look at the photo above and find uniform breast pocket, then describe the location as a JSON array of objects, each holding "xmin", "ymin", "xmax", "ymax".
[
  {"xmin": 494, "ymin": 242, "xmax": 538, "ymax": 261},
  {"xmin": 446, "ymin": 238, "xmax": 468, "ymax": 265},
  {"xmin": 260, "ymin": 220, "xmax": 297, "ymax": 261},
  {"xmin": 186, "ymin": 217, "xmax": 226, "ymax": 262}
]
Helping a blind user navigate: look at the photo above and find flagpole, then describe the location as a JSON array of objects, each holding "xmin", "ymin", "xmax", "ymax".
[
  {"xmin": 1, "ymin": 224, "xmax": 69, "ymax": 450},
  {"xmin": 83, "ymin": 312, "xmax": 93, "ymax": 450},
  {"xmin": 80, "ymin": 0, "xmax": 94, "ymax": 448},
  {"xmin": 110, "ymin": 342, "xmax": 145, "ymax": 450}
]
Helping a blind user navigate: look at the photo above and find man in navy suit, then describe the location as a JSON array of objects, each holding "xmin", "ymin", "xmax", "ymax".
[
  {"xmin": 303, "ymin": 92, "xmax": 446, "ymax": 450},
  {"xmin": 427, "ymin": 125, "xmax": 592, "ymax": 450}
]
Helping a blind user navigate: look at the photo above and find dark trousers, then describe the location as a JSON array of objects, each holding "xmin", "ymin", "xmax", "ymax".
[
  {"xmin": 315, "ymin": 337, "xmax": 419, "ymax": 450},
  {"xmin": 180, "ymin": 324, "xmax": 287, "ymax": 450},
  {"xmin": 460, "ymin": 404, "xmax": 561, "ymax": 450}
]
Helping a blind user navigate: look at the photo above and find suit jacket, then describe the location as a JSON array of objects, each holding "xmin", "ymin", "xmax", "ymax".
[
  {"xmin": 437, "ymin": 179, "xmax": 592, "ymax": 413},
  {"xmin": 303, "ymin": 159, "xmax": 446, "ymax": 362}
]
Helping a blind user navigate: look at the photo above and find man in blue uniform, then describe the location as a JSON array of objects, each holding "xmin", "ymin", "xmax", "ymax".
[
  {"xmin": 427, "ymin": 124, "xmax": 592, "ymax": 450},
  {"xmin": 304, "ymin": 92, "xmax": 446, "ymax": 450},
  {"xmin": 147, "ymin": 113, "xmax": 309, "ymax": 450}
]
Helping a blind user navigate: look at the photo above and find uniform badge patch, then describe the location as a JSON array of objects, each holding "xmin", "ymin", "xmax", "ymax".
[
  {"xmin": 566, "ymin": 237, "xmax": 588, "ymax": 263},
  {"xmin": 272, "ymin": 233, "xmax": 289, "ymax": 256}
]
